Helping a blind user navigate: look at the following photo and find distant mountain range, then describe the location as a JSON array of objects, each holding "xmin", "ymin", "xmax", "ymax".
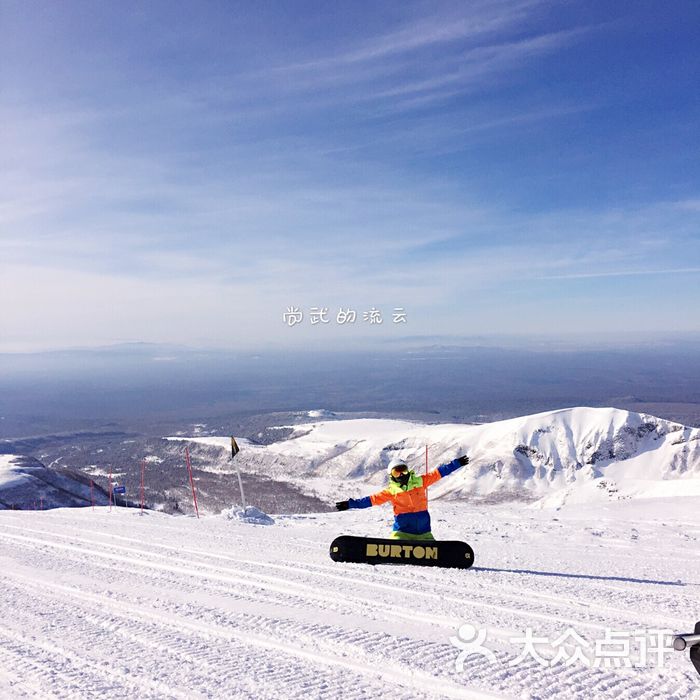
[
  {"xmin": 4, "ymin": 407, "xmax": 699, "ymax": 511},
  {"xmin": 177, "ymin": 407, "xmax": 700, "ymax": 508}
]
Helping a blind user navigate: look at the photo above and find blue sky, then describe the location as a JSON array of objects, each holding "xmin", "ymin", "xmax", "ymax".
[{"xmin": 1, "ymin": 0, "xmax": 699, "ymax": 351}]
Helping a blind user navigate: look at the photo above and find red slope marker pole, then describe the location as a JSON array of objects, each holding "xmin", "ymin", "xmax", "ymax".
[
  {"xmin": 185, "ymin": 446, "xmax": 200, "ymax": 519},
  {"xmin": 425, "ymin": 445, "xmax": 429, "ymax": 509},
  {"xmin": 140, "ymin": 459, "xmax": 145, "ymax": 514}
]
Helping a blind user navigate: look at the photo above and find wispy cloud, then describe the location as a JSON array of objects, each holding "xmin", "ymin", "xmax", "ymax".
[
  {"xmin": 2, "ymin": 2, "xmax": 698, "ymax": 349},
  {"xmin": 277, "ymin": 1, "xmax": 543, "ymax": 70},
  {"xmin": 536, "ymin": 268, "xmax": 700, "ymax": 280},
  {"xmin": 245, "ymin": 10, "xmax": 591, "ymax": 116},
  {"xmin": 368, "ymin": 27, "xmax": 589, "ymax": 102}
]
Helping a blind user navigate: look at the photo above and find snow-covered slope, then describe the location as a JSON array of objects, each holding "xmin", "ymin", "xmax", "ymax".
[
  {"xmin": 173, "ymin": 407, "xmax": 700, "ymax": 506},
  {"xmin": 0, "ymin": 499, "xmax": 698, "ymax": 698},
  {"xmin": 0, "ymin": 454, "xmax": 110, "ymax": 510}
]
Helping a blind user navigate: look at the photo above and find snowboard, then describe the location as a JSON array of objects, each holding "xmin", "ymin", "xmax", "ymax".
[{"xmin": 329, "ymin": 535, "xmax": 474, "ymax": 569}]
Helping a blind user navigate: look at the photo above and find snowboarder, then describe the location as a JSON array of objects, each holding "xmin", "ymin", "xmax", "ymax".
[{"xmin": 335, "ymin": 455, "xmax": 469, "ymax": 540}]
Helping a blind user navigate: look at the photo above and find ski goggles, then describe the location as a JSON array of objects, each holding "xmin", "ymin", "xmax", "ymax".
[{"xmin": 391, "ymin": 465, "xmax": 409, "ymax": 474}]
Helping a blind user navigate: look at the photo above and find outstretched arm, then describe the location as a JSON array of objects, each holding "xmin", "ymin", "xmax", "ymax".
[
  {"xmin": 335, "ymin": 488, "xmax": 393, "ymax": 511},
  {"xmin": 423, "ymin": 455, "xmax": 469, "ymax": 487}
]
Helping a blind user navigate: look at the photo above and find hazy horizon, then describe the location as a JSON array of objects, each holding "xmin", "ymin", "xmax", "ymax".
[
  {"xmin": 2, "ymin": 340, "xmax": 699, "ymax": 439},
  {"xmin": 3, "ymin": 329, "xmax": 700, "ymax": 355}
]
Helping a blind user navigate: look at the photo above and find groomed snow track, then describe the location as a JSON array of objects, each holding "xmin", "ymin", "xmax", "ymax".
[{"xmin": 1, "ymin": 502, "xmax": 699, "ymax": 699}]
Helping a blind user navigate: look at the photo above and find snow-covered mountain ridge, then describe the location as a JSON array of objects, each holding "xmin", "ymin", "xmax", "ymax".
[
  {"xmin": 176, "ymin": 407, "xmax": 700, "ymax": 507},
  {"xmin": 0, "ymin": 454, "xmax": 110, "ymax": 510}
]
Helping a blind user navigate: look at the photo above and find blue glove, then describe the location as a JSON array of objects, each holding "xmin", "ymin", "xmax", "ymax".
[{"xmin": 438, "ymin": 456, "xmax": 469, "ymax": 477}]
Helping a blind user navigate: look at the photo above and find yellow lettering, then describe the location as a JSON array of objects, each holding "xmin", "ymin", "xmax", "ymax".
[
  {"xmin": 378, "ymin": 545, "xmax": 391, "ymax": 557},
  {"xmin": 390, "ymin": 545, "xmax": 402, "ymax": 558},
  {"xmin": 366, "ymin": 543, "xmax": 378, "ymax": 556},
  {"xmin": 425, "ymin": 547, "xmax": 438, "ymax": 560},
  {"xmin": 402, "ymin": 545, "xmax": 413, "ymax": 557},
  {"xmin": 413, "ymin": 546, "xmax": 425, "ymax": 559}
]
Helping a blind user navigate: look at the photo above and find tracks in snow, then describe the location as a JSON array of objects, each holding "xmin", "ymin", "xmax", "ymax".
[
  {"xmin": 1, "ymin": 512, "xmax": 698, "ymax": 700},
  {"xmin": 0, "ymin": 520, "xmax": 501, "ymax": 700},
  {"xmin": 0, "ymin": 520, "xmax": 690, "ymax": 633}
]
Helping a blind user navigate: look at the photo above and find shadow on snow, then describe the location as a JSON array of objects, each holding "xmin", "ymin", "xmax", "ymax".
[{"xmin": 473, "ymin": 566, "xmax": 687, "ymax": 587}]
